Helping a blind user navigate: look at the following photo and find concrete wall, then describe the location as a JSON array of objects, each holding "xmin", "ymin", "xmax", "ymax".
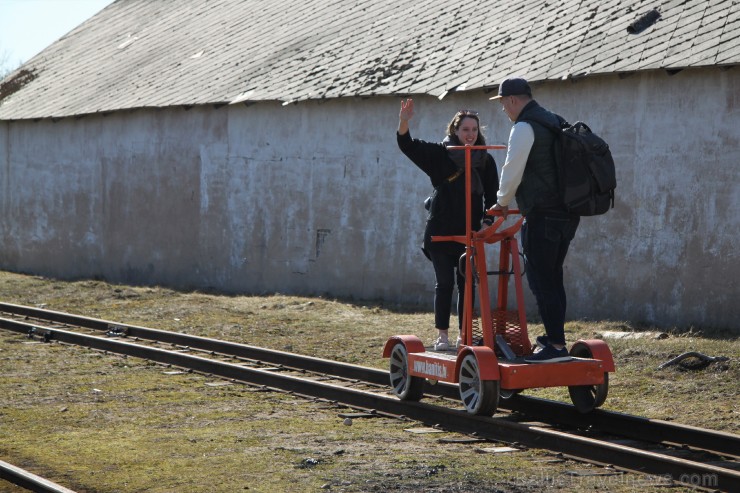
[{"xmin": 0, "ymin": 67, "xmax": 737, "ymax": 331}]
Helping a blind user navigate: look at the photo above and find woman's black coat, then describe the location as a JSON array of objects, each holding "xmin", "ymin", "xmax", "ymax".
[{"xmin": 397, "ymin": 131, "xmax": 500, "ymax": 258}]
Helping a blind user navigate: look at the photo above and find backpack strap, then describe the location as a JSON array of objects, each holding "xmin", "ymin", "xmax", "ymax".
[
  {"xmin": 522, "ymin": 114, "xmax": 569, "ymax": 134},
  {"xmin": 445, "ymin": 168, "xmax": 463, "ymax": 183}
]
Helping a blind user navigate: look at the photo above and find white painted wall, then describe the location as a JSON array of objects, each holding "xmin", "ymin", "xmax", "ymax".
[{"xmin": 0, "ymin": 67, "xmax": 737, "ymax": 330}]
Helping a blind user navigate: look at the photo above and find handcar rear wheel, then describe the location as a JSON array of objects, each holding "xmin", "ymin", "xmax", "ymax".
[
  {"xmin": 389, "ymin": 343, "xmax": 424, "ymax": 401},
  {"xmin": 458, "ymin": 354, "xmax": 499, "ymax": 416},
  {"xmin": 568, "ymin": 344, "xmax": 609, "ymax": 413}
]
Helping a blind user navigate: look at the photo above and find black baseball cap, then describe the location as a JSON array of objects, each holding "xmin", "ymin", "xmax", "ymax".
[{"xmin": 489, "ymin": 77, "xmax": 532, "ymax": 100}]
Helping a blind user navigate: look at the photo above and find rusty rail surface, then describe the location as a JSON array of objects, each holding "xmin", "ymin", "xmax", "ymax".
[{"xmin": 1, "ymin": 302, "xmax": 738, "ymax": 492}]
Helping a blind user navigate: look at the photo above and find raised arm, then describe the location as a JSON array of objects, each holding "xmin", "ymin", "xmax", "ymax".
[{"xmin": 398, "ymin": 98, "xmax": 414, "ymax": 135}]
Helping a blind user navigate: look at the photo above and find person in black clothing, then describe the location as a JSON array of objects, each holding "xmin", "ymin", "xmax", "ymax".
[
  {"xmin": 490, "ymin": 77, "xmax": 578, "ymax": 363},
  {"xmin": 397, "ymin": 99, "xmax": 499, "ymax": 351}
]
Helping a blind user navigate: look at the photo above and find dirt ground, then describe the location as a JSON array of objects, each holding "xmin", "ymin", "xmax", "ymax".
[{"xmin": 0, "ymin": 271, "xmax": 737, "ymax": 492}]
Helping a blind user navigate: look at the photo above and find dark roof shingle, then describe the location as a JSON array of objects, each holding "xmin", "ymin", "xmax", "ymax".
[{"xmin": 1, "ymin": 0, "xmax": 738, "ymax": 120}]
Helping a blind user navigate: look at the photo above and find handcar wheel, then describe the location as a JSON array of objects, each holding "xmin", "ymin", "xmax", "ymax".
[
  {"xmin": 458, "ymin": 354, "xmax": 499, "ymax": 416},
  {"xmin": 568, "ymin": 344, "xmax": 609, "ymax": 413},
  {"xmin": 389, "ymin": 343, "xmax": 424, "ymax": 401}
]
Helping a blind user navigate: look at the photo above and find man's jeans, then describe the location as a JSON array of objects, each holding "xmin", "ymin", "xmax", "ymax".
[{"xmin": 521, "ymin": 212, "xmax": 580, "ymax": 346}]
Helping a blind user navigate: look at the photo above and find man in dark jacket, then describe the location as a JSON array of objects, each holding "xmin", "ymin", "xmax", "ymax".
[{"xmin": 490, "ymin": 77, "xmax": 578, "ymax": 363}]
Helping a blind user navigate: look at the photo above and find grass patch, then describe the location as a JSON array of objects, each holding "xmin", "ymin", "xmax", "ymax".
[{"xmin": 0, "ymin": 270, "xmax": 736, "ymax": 492}]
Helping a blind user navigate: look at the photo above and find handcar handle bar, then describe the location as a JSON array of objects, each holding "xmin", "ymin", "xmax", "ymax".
[
  {"xmin": 445, "ymin": 145, "xmax": 507, "ymax": 151},
  {"xmin": 432, "ymin": 209, "xmax": 524, "ymax": 246}
]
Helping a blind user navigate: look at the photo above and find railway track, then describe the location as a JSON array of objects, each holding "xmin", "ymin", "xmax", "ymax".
[{"xmin": 1, "ymin": 302, "xmax": 738, "ymax": 492}]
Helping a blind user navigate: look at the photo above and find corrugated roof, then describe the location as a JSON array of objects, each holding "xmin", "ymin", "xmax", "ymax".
[{"xmin": 1, "ymin": 0, "xmax": 738, "ymax": 120}]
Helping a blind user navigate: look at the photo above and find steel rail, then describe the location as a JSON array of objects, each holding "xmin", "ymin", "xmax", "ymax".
[
  {"xmin": 1, "ymin": 302, "xmax": 738, "ymax": 458},
  {"xmin": 1, "ymin": 316, "xmax": 738, "ymax": 492},
  {"xmin": 0, "ymin": 459, "xmax": 77, "ymax": 493}
]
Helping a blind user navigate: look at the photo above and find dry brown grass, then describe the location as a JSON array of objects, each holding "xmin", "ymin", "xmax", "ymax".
[{"xmin": 0, "ymin": 270, "xmax": 737, "ymax": 492}]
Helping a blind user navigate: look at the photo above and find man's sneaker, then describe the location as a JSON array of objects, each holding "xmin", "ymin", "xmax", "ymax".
[
  {"xmin": 524, "ymin": 345, "xmax": 572, "ymax": 363},
  {"xmin": 455, "ymin": 335, "xmax": 462, "ymax": 349},
  {"xmin": 535, "ymin": 335, "xmax": 549, "ymax": 349},
  {"xmin": 433, "ymin": 337, "xmax": 451, "ymax": 351}
]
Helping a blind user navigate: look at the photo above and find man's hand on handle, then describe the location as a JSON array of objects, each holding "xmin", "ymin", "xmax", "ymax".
[{"xmin": 491, "ymin": 202, "xmax": 509, "ymax": 220}]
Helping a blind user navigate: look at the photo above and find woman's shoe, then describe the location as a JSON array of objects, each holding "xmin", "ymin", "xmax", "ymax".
[{"xmin": 432, "ymin": 336, "xmax": 451, "ymax": 351}]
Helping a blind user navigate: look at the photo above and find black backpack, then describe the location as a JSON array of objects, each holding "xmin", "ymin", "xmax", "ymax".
[{"xmin": 527, "ymin": 117, "xmax": 616, "ymax": 216}]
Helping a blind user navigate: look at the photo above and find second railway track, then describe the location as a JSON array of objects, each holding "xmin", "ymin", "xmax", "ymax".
[{"xmin": 1, "ymin": 301, "xmax": 738, "ymax": 492}]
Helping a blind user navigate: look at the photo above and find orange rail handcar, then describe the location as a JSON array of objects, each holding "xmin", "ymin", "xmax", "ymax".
[{"xmin": 383, "ymin": 145, "xmax": 614, "ymax": 416}]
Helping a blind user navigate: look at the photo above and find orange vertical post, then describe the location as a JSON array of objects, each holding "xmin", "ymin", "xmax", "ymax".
[{"xmin": 462, "ymin": 147, "xmax": 473, "ymax": 347}]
